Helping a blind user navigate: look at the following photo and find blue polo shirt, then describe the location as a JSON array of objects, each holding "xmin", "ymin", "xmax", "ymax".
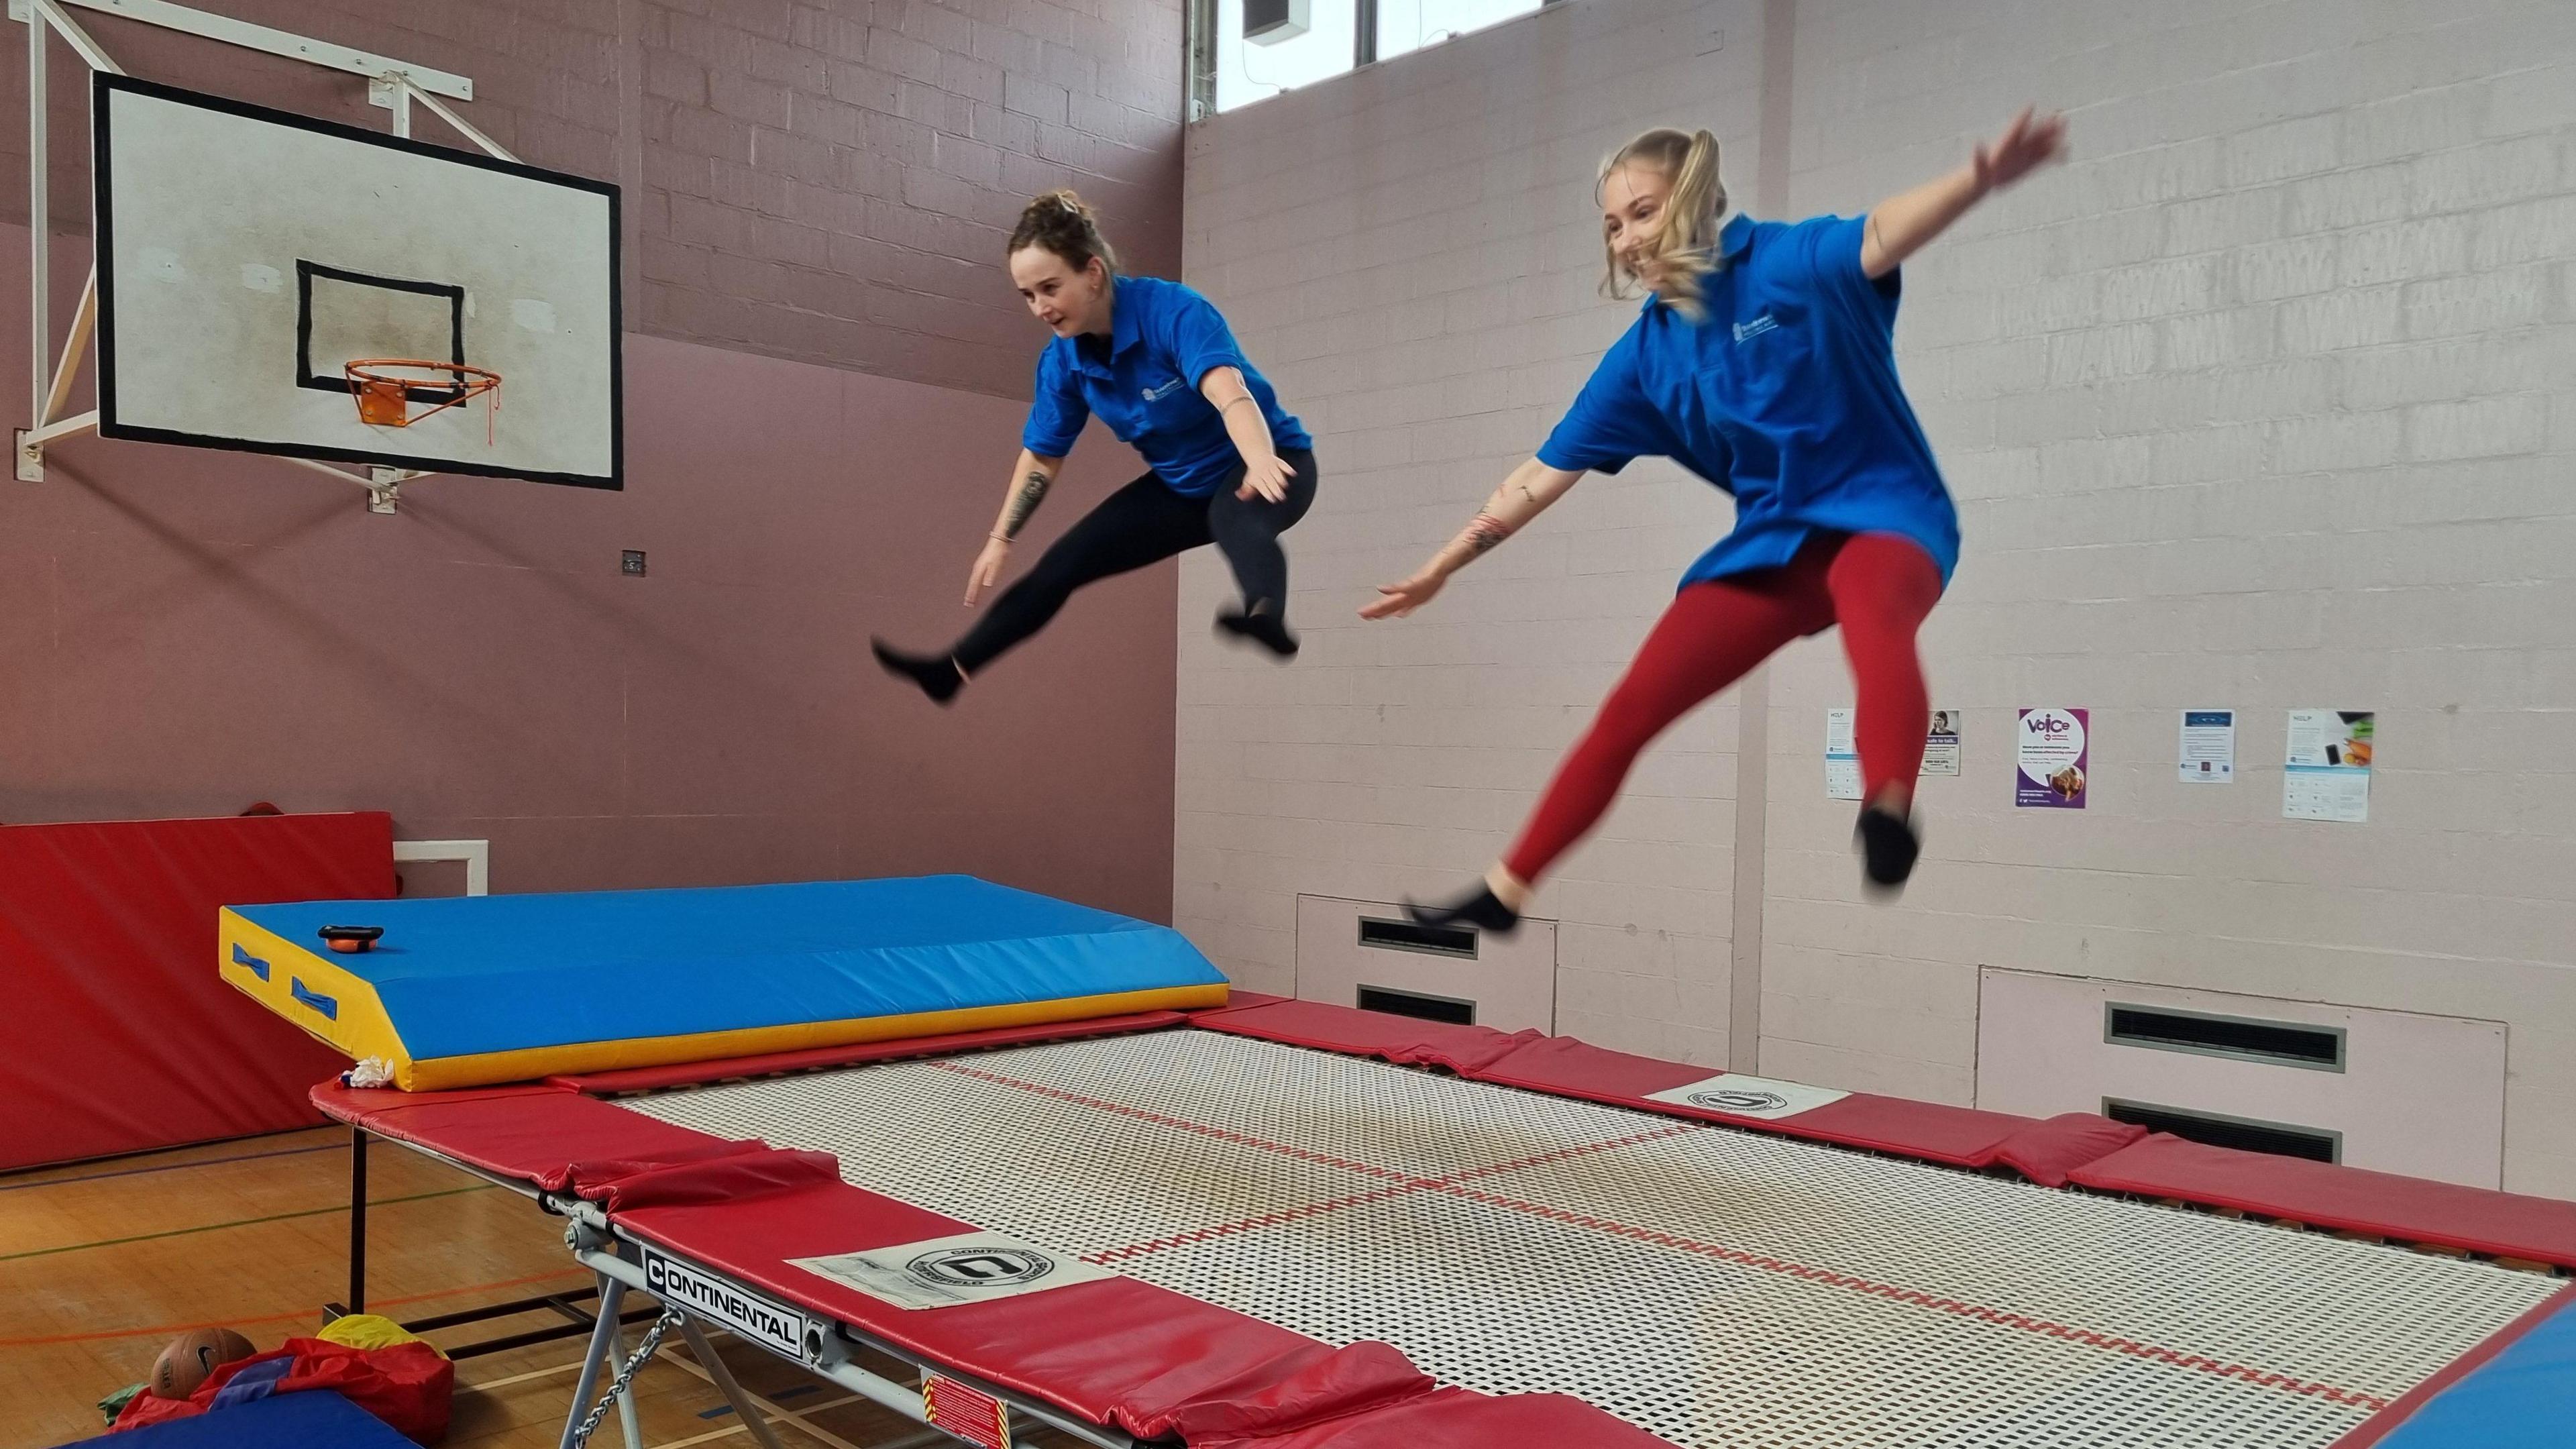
[
  {"xmin": 1022, "ymin": 275, "xmax": 1311, "ymax": 498},
  {"xmin": 1538, "ymin": 213, "xmax": 1960, "ymax": 589}
]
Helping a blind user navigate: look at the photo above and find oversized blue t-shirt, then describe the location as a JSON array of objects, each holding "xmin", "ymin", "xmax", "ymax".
[
  {"xmin": 1538, "ymin": 213, "xmax": 1960, "ymax": 588},
  {"xmin": 1022, "ymin": 275, "xmax": 1312, "ymax": 499}
]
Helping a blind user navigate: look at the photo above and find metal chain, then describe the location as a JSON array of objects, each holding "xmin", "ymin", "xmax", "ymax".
[{"xmin": 566, "ymin": 1307, "xmax": 686, "ymax": 1449}]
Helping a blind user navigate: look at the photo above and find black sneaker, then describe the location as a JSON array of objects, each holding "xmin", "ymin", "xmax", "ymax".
[
  {"xmin": 1403, "ymin": 883, "xmax": 1520, "ymax": 936},
  {"xmin": 871, "ymin": 638, "xmax": 964, "ymax": 705},
  {"xmin": 1216, "ymin": 606, "xmax": 1299, "ymax": 659},
  {"xmin": 1856, "ymin": 804, "xmax": 1920, "ymax": 896}
]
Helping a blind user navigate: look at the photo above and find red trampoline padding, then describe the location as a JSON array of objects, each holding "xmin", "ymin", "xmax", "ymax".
[
  {"xmin": 1240, "ymin": 1016, "xmax": 2038, "ymax": 1170},
  {"xmin": 1991, "ymin": 1113, "xmax": 2151, "ymax": 1188},
  {"xmin": 1191, "ymin": 1000, "xmax": 1541, "ymax": 1075},
  {"xmin": 313, "ymin": 1083, "xmax": 724, "ymax": 1186},
  {"xmin": 2069, "ymin": 1135, "xmax": 2576, "ymax": 1270},
  {"xmin": 550, "ymin": 1011, "xmax": 1194, "ymax": 1094},
  {"xmin": 1195, "ymin": 1386, "xmax": 1678, "ymax": 1448},
  {"xmin": 570, "ymin": 1147, "xmax": 843, "ymax": 1212},
  {"xmin": 1207, "ymin": 989, "xmax": 1290, "ymax": 1012},
  {"xmin": 612, "ymin": 1181, "xmax": 1444, "ymax": 1444},
  {"xmin": 0, "ymin": 812, "xmax": 393, "ymax": 1171}
]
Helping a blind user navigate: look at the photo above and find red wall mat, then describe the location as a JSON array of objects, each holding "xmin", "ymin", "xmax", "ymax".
[{"xmin": 0, "ymin": 812, "xmax": 393, "ymax": 1171}]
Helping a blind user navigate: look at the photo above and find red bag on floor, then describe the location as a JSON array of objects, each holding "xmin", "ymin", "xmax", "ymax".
[{"xmin": 112, "ymin": 1338, "xmax": 454, "ymax": 1444}]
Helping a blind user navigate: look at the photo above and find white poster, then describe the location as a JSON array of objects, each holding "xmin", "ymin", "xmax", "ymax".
[
  {"xmin": 1923, "ymin": 710, "xmax": 1962, "ymax": 777},
  {"xmin": 2284, "ymin": 710, "xmax": 2373, "ymax": 823},
  {"xmin": 1646, "ymin": 1073, "xmax": 1850, "ymax": 1120},
  {"xmin": 792, "ymin": 1232, "xmax": 1114, "ymax": 1311},
  {"xmin": 2178, "ymin": 710, "xmax": 2235, "ymax": 784},
  {"xmin": 1825, "ymin": 708, "xmax": 1861, "ymax": 800}
]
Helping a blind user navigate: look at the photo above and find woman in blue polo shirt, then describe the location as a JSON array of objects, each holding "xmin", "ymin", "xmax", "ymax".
[
  {"xmin": 1371, "ymin": 109, "xmax": 2065, "ymax": 922},
  {"xmin": 873, "ymin": 191, "xmax": 1316, "ymax": 702}
]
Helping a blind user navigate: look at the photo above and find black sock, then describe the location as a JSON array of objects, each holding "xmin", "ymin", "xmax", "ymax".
[
  {"xmin": 871, "ymin": 638, "xmax": 963, "ymax": 705},
  {"xmin": 1404, "ymin": 883, "xmax": 1519, "ymax": 936},
  {"xmin": 1216, "ymin": 602, "xmax": 1299, "ymax": 659},
  {"xmin": 1856, "ymin": 804, "xmax": 1920, "ymax": 894}
]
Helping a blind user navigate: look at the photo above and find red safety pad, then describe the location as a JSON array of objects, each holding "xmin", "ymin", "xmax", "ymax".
[
  {"xmin": 1207, "ymin": 989, "xmax": 1290, "ymax": 1012},
  {"xmin": 1214, "ymin": 1011, "xmax": 2036, "ymax": 1170},
  {"xmin": 1991, "ymin": 1113, "xmax": 2152, "ymax": 1188},
  {"xmin": 1195, "ymin": 1386, "xmax": 1677, "ymax": 1448},
  {"xmin": 572, "ymin": 1146, "xmax": 843, "ymax": 1212},
  {"xmin": 612, "ymin": 1181, "xmax": 1444, "ymax": 1444},
  {"xmin": 0, "ymin": 813, "xmax": 394, "ymax": 1171},
  {"xmin": 551, "ymin": 1011, "xmax": 1194, "ymax": 1095},
  {"xmin": 311, "ymin": 1082, "xmax": 724, "ymax": 1186},
  {"xmin": 1191, "ymin": 1000, "xmax": 1540, "ymax": 1075},
  {"xmin": 2070, "ymin": 1136, "xmax": 2576, "ymax": 1270}
]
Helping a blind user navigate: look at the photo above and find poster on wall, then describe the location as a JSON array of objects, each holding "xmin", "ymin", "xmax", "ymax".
[
  {"xmin": 2016, "ymin": 708, "xmax": 2088, "ymax": 808},
  {"xmin": 2284, "ymin": 710, "xmax": 2372, "ymax": 823},
  {"xmin": 1825, "ymin": 709, "xmax": 1860, "ymax": 800},
  {"xmin": 2178, "ymin": 709, "xmax": 2236, "ymax": 784},
  {"xmin": 1923, "ymin": 710, "xmax": 1962, "ymax": 776}
]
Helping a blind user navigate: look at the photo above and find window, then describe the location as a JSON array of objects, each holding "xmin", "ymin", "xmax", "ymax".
[
  {"xmin": 1193, "ymin": 0, "xmax": 1553, "ymax": 117},
  {"xmin": 1211, "ymin": 0, "xmax": 1360, "ymax": 115},
  {"xmin": 1375, "ymin": 0, "xmax": 1544, "ymax": 63}
]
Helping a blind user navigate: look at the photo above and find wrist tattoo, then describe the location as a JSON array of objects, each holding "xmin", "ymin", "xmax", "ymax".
[{"xmin": 1002, "ymin": 470, "xmax": 1051, "ymax": 539}]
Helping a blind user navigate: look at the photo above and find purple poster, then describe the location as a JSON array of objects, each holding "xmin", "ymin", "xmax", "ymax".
[{"xmin": 2017, "ymin": 707, "xmax": 2089, "ymax": 808}]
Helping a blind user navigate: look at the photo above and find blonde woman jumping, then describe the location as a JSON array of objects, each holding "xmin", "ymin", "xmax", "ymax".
[{"xmin": 1372, "ymin": 110, "xmax": 2066, "ymax": 928}]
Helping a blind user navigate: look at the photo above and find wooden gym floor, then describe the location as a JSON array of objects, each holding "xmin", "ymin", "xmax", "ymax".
[{"xmin": 0, "ymin": 1126, "xmax": 1088, "ymax": 1448}]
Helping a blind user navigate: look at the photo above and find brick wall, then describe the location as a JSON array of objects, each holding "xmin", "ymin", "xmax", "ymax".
[
  {"xmin": 1181, "ymin": 0, "xmax": 2576, "ymax": 1195},
  {"xmin": 0, "ymin": 0, "xmax": 1181, "ymax": 397}
]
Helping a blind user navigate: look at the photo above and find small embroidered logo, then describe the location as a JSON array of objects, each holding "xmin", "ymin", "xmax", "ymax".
[{"xmin": 1732, "ymin": 314, "xmax": 1780, "ymax": 343}]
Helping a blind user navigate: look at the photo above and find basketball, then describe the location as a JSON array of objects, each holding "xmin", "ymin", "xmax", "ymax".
[{"xmin": 149, "ymin": 1328, "xmax": 255, "ymax": 1400}]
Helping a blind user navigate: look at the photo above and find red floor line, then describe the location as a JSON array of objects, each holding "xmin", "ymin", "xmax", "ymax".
[{"xmin": 940, "ymin": 1057, "xmax": 2388, "ymax": 1412}]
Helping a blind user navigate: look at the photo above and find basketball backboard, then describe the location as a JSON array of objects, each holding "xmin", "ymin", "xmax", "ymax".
[{"xmin": 92, "ymin": 74, "xmax": 621, "ymax": 488}]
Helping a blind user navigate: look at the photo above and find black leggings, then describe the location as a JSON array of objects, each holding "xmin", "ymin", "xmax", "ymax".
[{"xmin": 951, "ymin": 448, "xmax": 1318, "ymax": 674}]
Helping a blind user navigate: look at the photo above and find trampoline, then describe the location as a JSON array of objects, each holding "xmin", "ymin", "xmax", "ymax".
[{"xmin": 258, "ymin": 879, "xmax": 2576, "ymax": 1448}]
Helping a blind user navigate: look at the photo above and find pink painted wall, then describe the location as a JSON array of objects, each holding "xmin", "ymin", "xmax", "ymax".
[{"xmin": 0, "ymin": 224, "xmax": 1178, "ymax": 918}]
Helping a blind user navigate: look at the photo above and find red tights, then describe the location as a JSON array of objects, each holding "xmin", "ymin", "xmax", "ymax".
[{"xmin": 1504, "ymin": 533, "xmax": 1943, "ymax": 884}]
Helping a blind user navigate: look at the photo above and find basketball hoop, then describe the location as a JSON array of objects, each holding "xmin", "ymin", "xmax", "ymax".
[{"xmin": 344, "ymin": 358, "xmax": 500, "ymax": 437}]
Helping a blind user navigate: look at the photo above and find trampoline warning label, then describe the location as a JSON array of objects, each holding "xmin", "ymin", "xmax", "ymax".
[
  {"xmin": 791, "ymin": 1231, "xmax": 1113, "ymax": 1311},
  {"xmin": 642, "ymin": 1247, "xmax": 808, "ymax": 1358},
  {"xmin": 1646, "ymin": 1073, "xmax": 1848, "ymax": 1120},
  {"xmin": 922, "ymin": 1374, "xmax": 1012, "ymax": 1448}
]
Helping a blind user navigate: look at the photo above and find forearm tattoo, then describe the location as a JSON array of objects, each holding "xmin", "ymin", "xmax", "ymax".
[
  {"xmin": 1463, "ymin": 512, "xmax": 1514, "ymax": 557},
  {"xmin": 1001, "ymin": 470, "xmax": 1051, "ymax": 539}
]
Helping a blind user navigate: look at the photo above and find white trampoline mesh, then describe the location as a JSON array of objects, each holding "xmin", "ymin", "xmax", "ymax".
[{"xmin": 625, "ymin": 1030, "xmax": 2559, "ymax": 1448}]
